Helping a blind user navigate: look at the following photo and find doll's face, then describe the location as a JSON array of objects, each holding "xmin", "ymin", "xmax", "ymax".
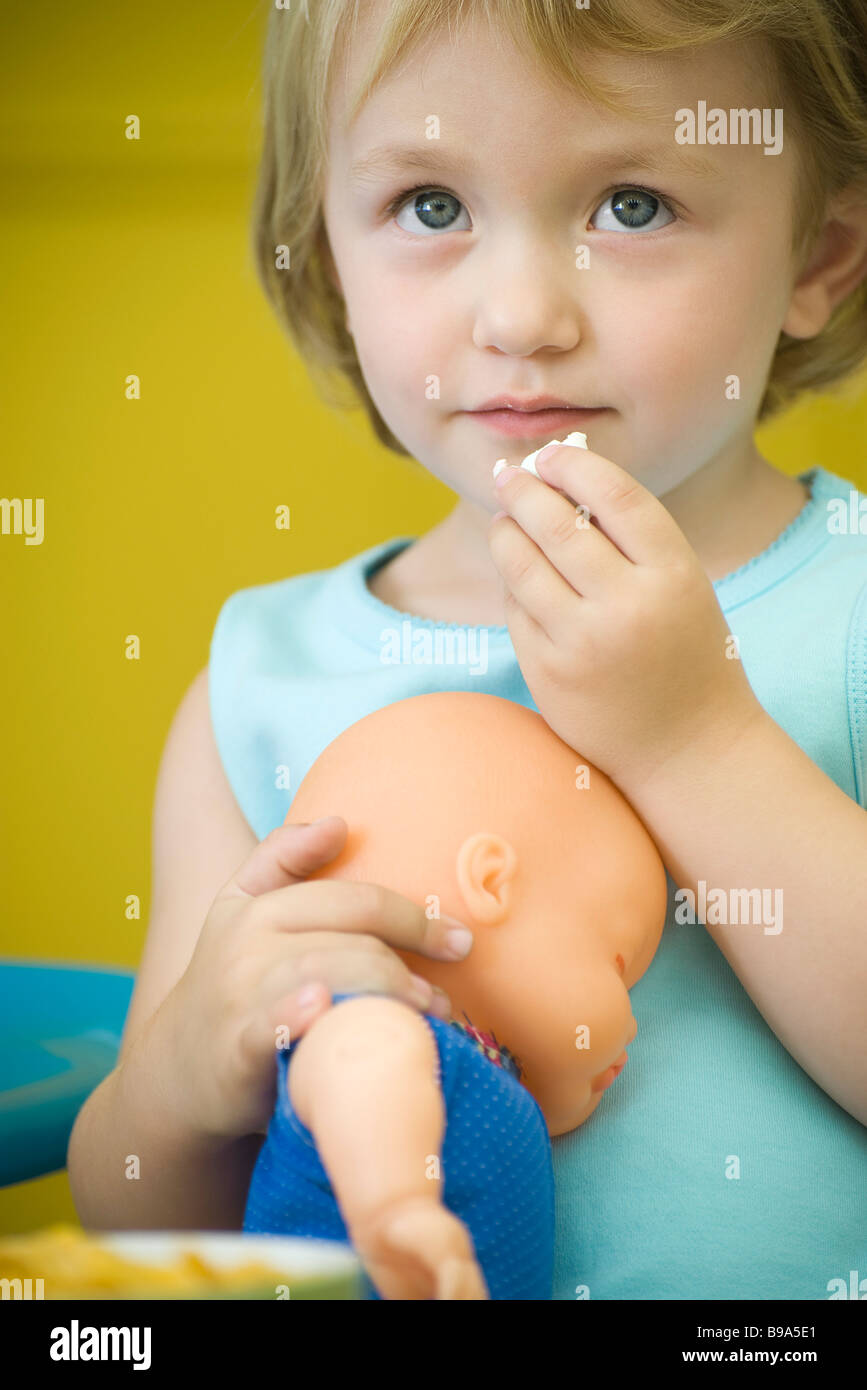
[
  {"xmin": 398, "ymin": 818, "xmax": 667, "ymax": 1136},
  {"xmin": 288, "ymin": 695, "xmax": 668, "ymax": 1136}
]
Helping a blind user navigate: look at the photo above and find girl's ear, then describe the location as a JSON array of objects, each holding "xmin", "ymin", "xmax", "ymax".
[
  {"xmin": 316, "ymin": 226, "xmax": 352, "ymax": 336},
  {"xmin": 455, "ymin": 833, "xmax": 518, "ymax": 925},
  {"xmin": 782, "ymin": 188, "xmax": 867, "ymax": 339},
  {"xmin": 317, "ymin": 225, "xmax": 341, "ymax": 292}
]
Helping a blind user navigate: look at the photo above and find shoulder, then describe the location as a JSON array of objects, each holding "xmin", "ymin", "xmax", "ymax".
[
  {"xmin": 157, "ymin": 664, "xmax": 214, "ymax": 782},
  {"xmin": 844, "ymin": 574, "xmax": 867, "ymax": 809},
  {"xmin": 781, "ymin": 468, "xmax": 867, "ymax": 612},
  {"xmin": 211, "ymin": 566, "xmax": 333, "ymax": 649},
  {"xmin": 152, "ymin": 661, "xmax": 257, "ymax": 861},
  {"xmin": 809, "ymin": 467, "xmax": 867, "ymax": 552},
  {"xmin": 209, "ymin": 542, "xmax": 395, "ymax": 659}
]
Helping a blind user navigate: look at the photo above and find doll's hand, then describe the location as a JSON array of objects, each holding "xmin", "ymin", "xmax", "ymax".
[
  {"xmin": 489, "ymin": 444, "xmax": 766, "ymax": 795},
  {"xmin": 352, "ymin": 1196, "xmax": 489, "ymax": 1300}
]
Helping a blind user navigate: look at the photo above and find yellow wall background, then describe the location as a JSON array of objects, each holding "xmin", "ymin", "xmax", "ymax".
[{"xmin": 1, "ymin": 1, "xmax": 866, "ymax": 1234}]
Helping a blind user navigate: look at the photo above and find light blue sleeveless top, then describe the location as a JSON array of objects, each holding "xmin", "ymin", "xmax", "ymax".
[{"xmin": 210, "ymin": 465, "xmax": 867, "ymax": 1300}]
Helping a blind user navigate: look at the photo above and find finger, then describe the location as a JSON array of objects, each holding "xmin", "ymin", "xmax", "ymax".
[
  {"xmin": 266, "ymin": 980, "xmax": 333, "ymax": 1045},
  {"xmin": 489, "ymin": 513, "xmax": 589, "ymax": 645},
  {"xmin": 263, "ymin": 940, "xmax": 452, "ymax": 1018},
  {"xmin": 252, "ymin": 879, "xmax": 474, "ymax": 963},
  {"xmin": 239, "ymin": 982, "xmax": 334, "ymax": 1114},
  {"xmin": 533, "ymin": 444, "xmax": 686, "ymax": 566},
  {"xmin": 219, "ymin": 816, "xmax": 349, "ymax": 901},
  {"xmin": 437, "ymin": 1256, "xmax": 489, "ymax": 1301},
  {"xmin": 491, "ymin": 465, "xmax": 627, "ymax": 601},
  {"xmin": 251, "ymin": 957, "xmax": 452, "ymax": 1070}
]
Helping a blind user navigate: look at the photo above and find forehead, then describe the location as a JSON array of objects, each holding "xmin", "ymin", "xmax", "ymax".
[{"xmin": 327, "ymin": 1, "xmax": 777, "ymax": 148}]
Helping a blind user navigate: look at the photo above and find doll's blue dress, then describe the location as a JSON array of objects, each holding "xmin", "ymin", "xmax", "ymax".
[{"xmin": 243, "ymin": 991, "xmax": 555, "ymax": 1300}]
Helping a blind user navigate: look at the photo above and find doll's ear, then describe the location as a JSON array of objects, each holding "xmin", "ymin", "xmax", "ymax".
[{"xmin": 455, "ymin": 833, "xmax": 518, "ymax": 925}]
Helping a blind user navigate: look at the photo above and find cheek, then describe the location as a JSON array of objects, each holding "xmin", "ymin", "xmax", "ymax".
[
  {"xmin": 584, "ymin": 979, "xmax": 634, "ymax": 1054},
  {"xmin": 348, "ymin": 280, "xmax": 454, "ymax": 406},
  {"xmin": 607, "ymin": 280, "xmax": 771, "ymax": 423},
  {"xmin": 601, "ymin": 240, "xmax": 783, "ymax": 388},
  {"xmin": 345, "ymin": 317, "xmax": 432, "ymax": 443}
]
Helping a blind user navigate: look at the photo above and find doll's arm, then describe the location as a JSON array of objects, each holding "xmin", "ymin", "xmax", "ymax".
[{"xmin": 287, "ymin": 993, "xmax": 488, "ymax": 1300}]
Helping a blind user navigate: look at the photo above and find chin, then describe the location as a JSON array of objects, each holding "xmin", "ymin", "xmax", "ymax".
[{"xmin": 545, "ymin": 1090, "xmax": 603, "ymax": 1138}]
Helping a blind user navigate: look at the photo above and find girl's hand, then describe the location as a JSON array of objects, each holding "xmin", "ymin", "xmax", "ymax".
[
  {"xmin": 488, "ymin": 444, "xmax": 767, "ymax": 795},
  {"xmin": 151, "ymin": 815, "xmax": 469, "ymax": 1141}
]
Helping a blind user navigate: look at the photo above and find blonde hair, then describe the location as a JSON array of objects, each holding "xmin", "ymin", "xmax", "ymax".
[{"xmin": 252, "ymin": 0, "xmax": 867, "ymax": 454}]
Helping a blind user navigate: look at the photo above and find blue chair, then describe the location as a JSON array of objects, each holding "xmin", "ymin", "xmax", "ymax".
[{"xmin": 0, "ymin": 960, "xmax": 135, "ymax": 1187}]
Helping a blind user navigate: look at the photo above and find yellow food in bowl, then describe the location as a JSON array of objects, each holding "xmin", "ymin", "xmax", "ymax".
[{"xmin": 0, "ymin": 1224, "xmax": 299, "ymax": 1299}]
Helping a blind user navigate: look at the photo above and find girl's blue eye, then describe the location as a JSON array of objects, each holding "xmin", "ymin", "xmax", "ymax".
[
  {"xmin": 393, "ymin": 187, "xmax": 470, "ymax": 235},
  {"xmin": 388, "ymin": 183, "xmax": 677, "ymax": 236},
  {"xmin": 590, "ymin": 187, "xmax": 676, "ymax": 233}
]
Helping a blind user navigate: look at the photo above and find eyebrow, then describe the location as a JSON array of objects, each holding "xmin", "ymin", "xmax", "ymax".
[{"xmin": 348, "ymin": 140, "xmax": 722, "ymax": 184}]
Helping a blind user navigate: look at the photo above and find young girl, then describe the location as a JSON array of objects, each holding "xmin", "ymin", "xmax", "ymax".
[{"xmin": 68, "ymin": 0, "xmax": 867, "ymax": 1300}]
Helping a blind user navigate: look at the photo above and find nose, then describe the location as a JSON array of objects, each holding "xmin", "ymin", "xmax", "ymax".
[
  {"xmin": 590, "ymin": 1049, "xmax": 629, "ymax": 1094},
  {"xmin": 471, "ymin": 242, "xmax": 580, "ymax": 355}
]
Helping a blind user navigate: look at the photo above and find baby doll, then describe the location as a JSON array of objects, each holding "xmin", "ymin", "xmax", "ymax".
[{"xmin": 243, "ymin": 692, "xmax": 668, "ymax": 1299}]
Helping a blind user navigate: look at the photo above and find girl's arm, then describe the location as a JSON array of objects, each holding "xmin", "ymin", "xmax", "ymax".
[
  {"xmin": 67, "ymin": 1006, "xmax": 267, "ymax": 1231},
  {"xmin": 619, "ymin": 709, "xmax": 867, "ymax": 1126},
  {"xmin": 68, "ymin": 667, "xmax": 462, "ymax": 1229},
  {"xmin": 68, "ymin": 665, "xmax": 265, "ymax": 1229}
]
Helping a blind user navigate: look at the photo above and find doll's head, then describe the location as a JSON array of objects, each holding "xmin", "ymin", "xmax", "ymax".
[
  {"xmin": 253, "ymin": 0, "xmax": 867, "ymax": 508},
  {"xmin": 287, "ymin": 692, "xmax": 668, "ymax": 1135}
]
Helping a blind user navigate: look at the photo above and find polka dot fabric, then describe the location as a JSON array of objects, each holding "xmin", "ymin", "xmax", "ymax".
[{"xmin": 243, "ymin": 991, "xmax": 555, "ymax": 1299}]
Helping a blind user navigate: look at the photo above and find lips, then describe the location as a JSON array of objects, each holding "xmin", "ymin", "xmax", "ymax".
[
  {"xmin": 590, "ymin": 1050, "xmax": 629, "ymax": 1094},
  {"xmin": 468, "ymin": 406, "xmax": 607, "ymax": 439},
  {"xmin": 474, "ymin": 394, "xmax": 592, "ymax": 412}
]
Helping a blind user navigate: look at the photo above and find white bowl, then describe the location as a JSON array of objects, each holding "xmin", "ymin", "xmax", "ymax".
[{"xmin": 58, "ymin": 1230, "xmax": 362, "ymax": 1300}]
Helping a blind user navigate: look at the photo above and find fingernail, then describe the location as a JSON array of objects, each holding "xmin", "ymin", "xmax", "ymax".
[
  {"xmin": 444, "ymin": 927, "xmax": 473, "ymax": 958},
  {"xmin": 535, "ymin": 442, "xmax": 561, "ymax": 466},
  {"xmin": 296, "ymin": 983, "xmax": 323, "ymax": 1009},
  {"xmin": 409, "ymin": 974, "xmax": 433, "ymax": 1006},
  {"xmin": 430, "ymin": 990, "xmax": 452, "ymax": 1020}
]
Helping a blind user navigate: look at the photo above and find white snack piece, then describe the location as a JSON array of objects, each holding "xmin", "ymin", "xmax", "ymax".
[
  {"xmin": 521, "ymin": 431, "xmax": 589, "ymax": 476},
  {"xmin": 492, "ymin": 431, "xmax": 588, "ymax": 480}
]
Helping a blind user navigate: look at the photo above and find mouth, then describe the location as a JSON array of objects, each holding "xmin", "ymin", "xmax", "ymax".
[
  {"xmin": 466, "ymin": 406, "xmax": 609, "ymax": 439},
  {"xmin": 590, "ymin": 1049, "xmax": 628, "ymax": 1095}
]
